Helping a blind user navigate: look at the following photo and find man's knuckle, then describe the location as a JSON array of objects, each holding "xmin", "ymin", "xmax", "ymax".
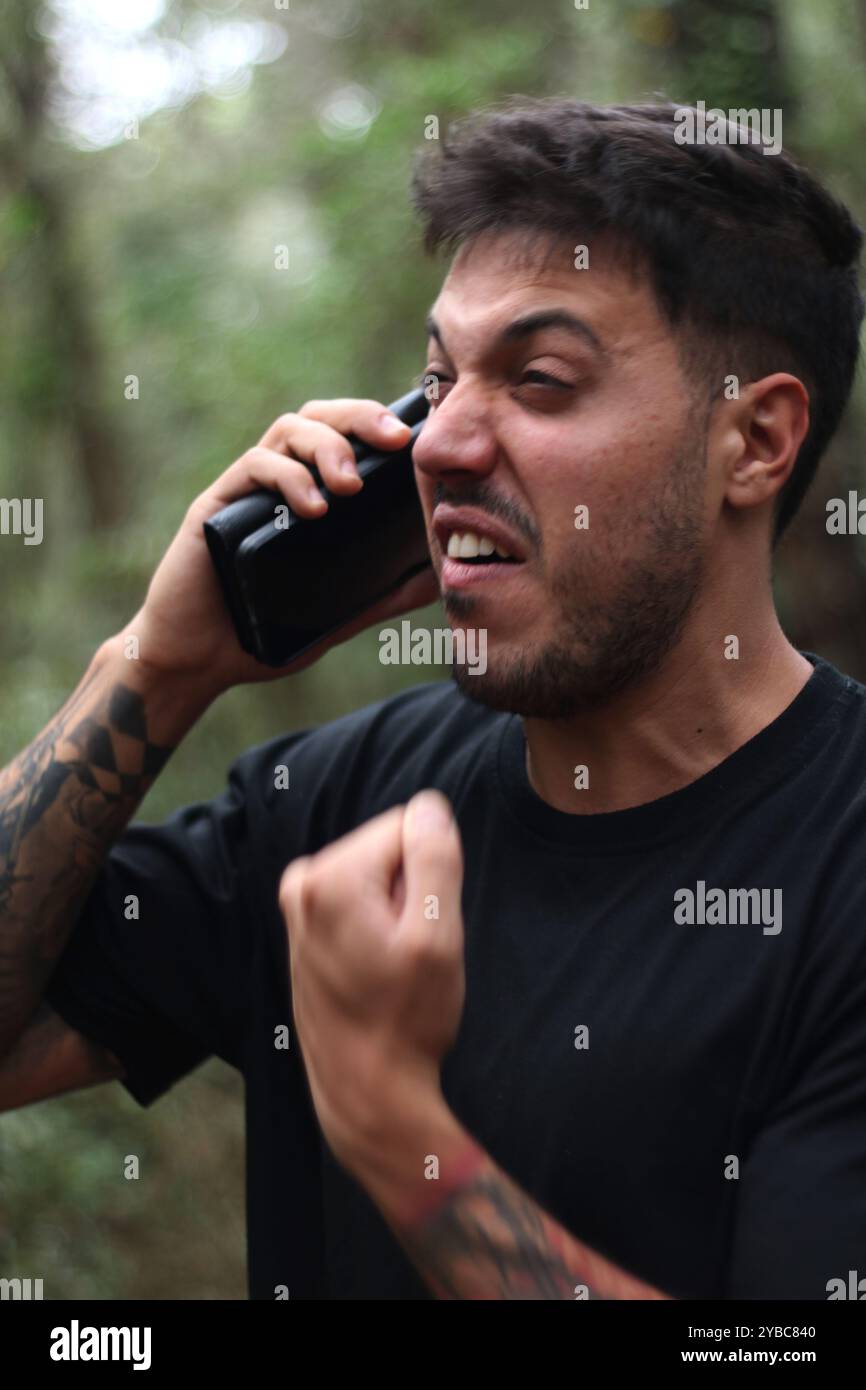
[
  {"xmin": 299, "ymin": 866, "xmax": 324, "ymax": 916},
  {"xmin": 184, "ymin": 495, "xmax": 209, "ymax": 527},
  {"xmin": 278, "ymin": 865, "xmax": 297, "ymax": 911},
  {"xmin": 404, "ymin": 933, "xmax": 441, "ymax": 970},
  {"xmin": 279, "ymin": 857, "xmax": 311, "ymax": 912},
  {"xmin": 268, "ymin": 411, "xmax": 299, "ymax": 435}
]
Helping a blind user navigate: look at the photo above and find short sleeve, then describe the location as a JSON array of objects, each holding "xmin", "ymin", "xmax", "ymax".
[
  {"xmin": 726, "ymin": 894, "xmax": 866, "ymax": 1297},
  {"xmin": 44, "ymin": 735, "xmax": 293, "ymax": 1108},
  {"xmin": 42, "ymin": 681, "xmax": 460, "ymax": 1110}
]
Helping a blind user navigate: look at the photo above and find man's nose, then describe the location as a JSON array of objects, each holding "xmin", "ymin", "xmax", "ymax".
[{"xmin": 412, "ymin": 385, "xmax": 499, "ymax": 483}]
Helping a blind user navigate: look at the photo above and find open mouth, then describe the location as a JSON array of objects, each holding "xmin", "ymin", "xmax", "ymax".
[{"xmin": 444, "ymin": 531, "xmax": 522, "ymax": 566}]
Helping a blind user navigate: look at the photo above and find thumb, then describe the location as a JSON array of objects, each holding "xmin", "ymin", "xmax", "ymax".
[{"xmin": 400, "ymin": 790, "xmax": 464, "ymax": 939}]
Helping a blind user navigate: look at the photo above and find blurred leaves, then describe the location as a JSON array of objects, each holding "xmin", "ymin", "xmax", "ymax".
[{"xmin": 1, "ymin": 0, "xmax": 866, "ymax": 1298}]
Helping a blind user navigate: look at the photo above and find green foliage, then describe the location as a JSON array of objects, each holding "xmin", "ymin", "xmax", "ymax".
[{"xmin": 2, "ymin": 0, "xmax": 866, "ymax": 1299}]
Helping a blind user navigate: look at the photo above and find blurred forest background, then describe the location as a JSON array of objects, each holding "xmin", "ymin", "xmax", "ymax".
[{"xmin": 2, "ymin": 0, "xmax": 866, "ymax": 1299}]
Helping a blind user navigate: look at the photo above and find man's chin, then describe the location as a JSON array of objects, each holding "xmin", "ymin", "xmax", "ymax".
[
  {"xmin": 449, "ymin": 662, "xmax": 520, "ymax": 713},
  {"xmin": 447, "ymin": 654, "xmax": 600, "ymax": 718},
  {"xmin": 447, "ymin": 641, "xmax": 659, "ymax": 718}
]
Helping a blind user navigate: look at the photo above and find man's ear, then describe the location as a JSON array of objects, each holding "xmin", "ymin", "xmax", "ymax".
[{"xmin": 721, "ymin": 374, "xmax": 810, "ymax": 513}]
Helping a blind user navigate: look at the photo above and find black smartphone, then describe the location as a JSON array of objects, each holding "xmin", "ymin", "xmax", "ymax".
[{"xmin": 203, "ymin": 386, "xmax": 432, "ymax": 666}]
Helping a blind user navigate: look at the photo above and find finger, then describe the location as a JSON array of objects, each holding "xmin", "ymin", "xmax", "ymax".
[
  {"xmin": 399, "ymin": 791, "xmax": 464, "ymax": 947},
  {"xmin": 307, "ymin": 805, "xmax": 407, "ymax": 918},
  {"xmin": 278, "ymin": 855, "xmax": 313, "ymax": 935},
  {"xmin": 261, "ymin": 397, "xmax": 414, "ymax": 455},
  {"xmin": 294, "ymin": 398, "xmax": 413, "ymax": 452},
  {"xmin": 255, "ymin": 415, "xmax": 366, "ymax": 494},
  {"xmin": 200, "ymin": 446, "xmax": 330, "ymax": 519}
]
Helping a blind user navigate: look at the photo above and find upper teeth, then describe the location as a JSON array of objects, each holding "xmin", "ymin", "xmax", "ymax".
[{"xmin": 446, "ymin": 531, "xmax": 512, "ymax": 560}]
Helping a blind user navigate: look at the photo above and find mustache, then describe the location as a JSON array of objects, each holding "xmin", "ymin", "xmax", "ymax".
[{"xmin": 432, "ymin": 481, "xmax": 541, "ymax": 554}]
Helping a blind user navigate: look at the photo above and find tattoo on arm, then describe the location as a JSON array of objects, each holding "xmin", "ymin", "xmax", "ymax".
[
  {"xmin": 0, "ymin": 670, "xmax": 175, "ymax": 1047},
  {"xmin": 395, "ymin": 1161, "xmax": 670, "ymax": 1302},
  {"xmin": 399, "ymin": 1173, "xmax": 587, "ymax": 1299}
]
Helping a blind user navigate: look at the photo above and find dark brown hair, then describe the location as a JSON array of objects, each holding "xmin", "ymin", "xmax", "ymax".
[{"xmin": 411, "ymin": 98, "xmax": 864, "ymax": 540}]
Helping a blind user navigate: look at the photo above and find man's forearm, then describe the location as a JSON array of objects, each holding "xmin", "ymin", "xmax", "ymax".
[
  {"xmin": 345, "ymin": 1087, "xmax": 671, "ymax": 1301},
  {"xmin": 0, "ymin": 629, "xmax": 217, "ymax": 1055}
]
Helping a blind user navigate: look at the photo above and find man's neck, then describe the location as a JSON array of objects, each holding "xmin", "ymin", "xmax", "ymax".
[{"xmin": 523, "ymin": 617, "xmax": 814, "ymax": 816}]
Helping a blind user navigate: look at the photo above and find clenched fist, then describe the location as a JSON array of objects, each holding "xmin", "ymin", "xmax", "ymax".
[{"xmin": 279, "ymin": 791, "xmax": 465, "ymax": 1170}]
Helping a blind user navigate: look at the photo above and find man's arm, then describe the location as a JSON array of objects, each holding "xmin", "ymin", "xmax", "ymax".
[
  {"xmin": 279, "ymin": 795, "xmax": 672, "ymax": 1301},
  {"xmin": 0, "ymin": 395, "xmax": 436, "ymax": 1104},
  {"xmin": 345, "ymin": 1086, "xmax": 671, "ymax": 1301},
  {"xmin": 0, "ymin": 635, "xmax": 216, "ymax": 1063},
  {"xmin": 0, "ymin": 1001, "xmax": 124, "ymax": 1111}
]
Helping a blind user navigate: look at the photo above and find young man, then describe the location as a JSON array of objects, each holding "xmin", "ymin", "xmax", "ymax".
[{"xmin": 1, "ymin": 99, "xmax": 864, "ymax": 1301}]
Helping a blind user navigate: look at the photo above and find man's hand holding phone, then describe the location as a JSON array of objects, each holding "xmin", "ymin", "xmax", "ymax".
[{"xmin": 121, "ymin": 398, "xmax": 439, "ymax": 697}]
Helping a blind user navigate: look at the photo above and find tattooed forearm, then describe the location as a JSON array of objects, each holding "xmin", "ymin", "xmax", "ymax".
[
  {"xmin": 344, "ymin": 1093, "xmax": 672, "ymax": 1302},
  {"xmin": 0, "ymin": 637, "xmax": 205, "ymax": 1055},
  {"xmin": 387, "ymin": 1141, "xmax": 672, "ymax": 1302},
  {"xmin": 0, "ymin": 682, "xmax": 172, "ymax": 910},
  {"xmin": 398, "ymin": 1171, "xmax": 592, "ymax": 1299}
]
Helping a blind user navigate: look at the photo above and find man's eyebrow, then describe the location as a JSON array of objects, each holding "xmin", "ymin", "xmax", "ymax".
[
  {"xmin": 425, "ymin": 313, "xmax": 449, "ymax": 355},
  {"xmin": 502, "ymin": 309, "xmax": 604, "ymax": 353},
  {"xmin": 424, "ymin": 308, "xmax": 604, "ymax": 358}
]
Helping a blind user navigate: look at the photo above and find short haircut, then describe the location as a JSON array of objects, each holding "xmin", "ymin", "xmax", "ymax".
[{"xmin": 411, "ymin": 98, "xmax": 864, "ymax": 540}]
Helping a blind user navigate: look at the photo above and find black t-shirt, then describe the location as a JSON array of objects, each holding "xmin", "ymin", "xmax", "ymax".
[{"xmin": 45, "ymin": 652, "xmax": 866, "ymax": 1300}]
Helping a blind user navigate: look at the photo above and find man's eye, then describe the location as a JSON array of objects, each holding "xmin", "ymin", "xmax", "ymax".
[
  {"xmin": 418, "ymin": 371, "xmax": 453, "ymax": 405},
  {"xmin": 520, "ymin": 370, "xmax": 571, "ymax": 389},
  {"xmin": 414, "ymin": 369, "xmax": 571, "ymax": 401}
]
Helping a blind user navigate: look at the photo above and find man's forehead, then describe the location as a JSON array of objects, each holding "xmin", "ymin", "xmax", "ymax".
[{"xmin": 426, "ymin": 229, "xmax": 655, "ymax": 347}]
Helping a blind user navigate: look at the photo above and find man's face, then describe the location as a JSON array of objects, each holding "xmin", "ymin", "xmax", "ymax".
[{"xmin": 411, "ymin": 229, "xmax": 712, "ymax": 716}]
